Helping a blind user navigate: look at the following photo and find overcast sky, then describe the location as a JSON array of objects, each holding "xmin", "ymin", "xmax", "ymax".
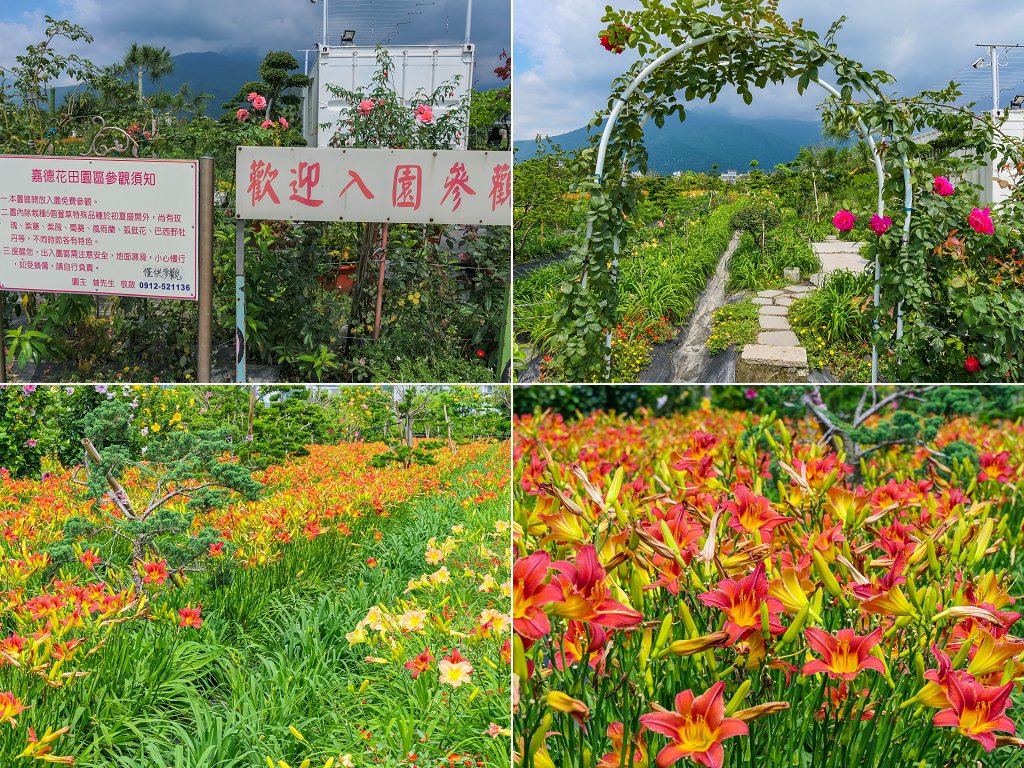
[
  {"xmin": 514, "ymin": 0, "xmax": 1024, "ymax": 140},
  {"xmin": 0, "ymin": 0, "xmax": 510, "ymax": 88}
]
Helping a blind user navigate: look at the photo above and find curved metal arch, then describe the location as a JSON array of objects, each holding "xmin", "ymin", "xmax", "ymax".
[{"xmin": 584, "ymin": 30, "xmax": 912, "ymax": 383}]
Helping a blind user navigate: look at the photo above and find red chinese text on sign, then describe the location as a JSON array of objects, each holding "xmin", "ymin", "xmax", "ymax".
[
  {"xmin": 488, "ymin": 163, "xmax": 512, "ymax": 212},
  {"xmin": 440, "ymin": 162, "xmax": 476, "ymax": 212},
  {"xmin": 247, "ymin": 160, "xmax": 280, "ymax": 207},
  {"xmin": 288, "ymin": 162, "xmax": 325, "ymax": 207},
  {"xmin": 339, "ymin": 170, "xmax": 375, "ymax": 200},
  {"xmin": 392, "ymin": 165, "xmax": 423, "ymax": 210}
]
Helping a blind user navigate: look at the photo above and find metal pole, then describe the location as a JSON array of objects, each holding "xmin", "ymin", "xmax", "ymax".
[
  {"xmin": 372, "ymin": 225, "xmax": 389, "ymax": 340},
  {"xmin": 465, "ymin": 0, "xmax": 473, "ymax": 44},
  {"xmin": 197, "ymin": 156, "xmax": 214, "ymax": 383},
  {"xmin": 991, "ymin": 45, "xmax": 1000, "ymax": 115},
  {"xmin": 235, "ymin": 219, "xmax": 247, "ymax": 383},
  {"xmin": 322, "ymin": 0, "xmax": 329, "ymax": 47}
]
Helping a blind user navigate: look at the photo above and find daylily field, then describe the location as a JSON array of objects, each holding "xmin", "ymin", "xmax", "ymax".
[
  {"xmin": 513, "ymin": 395, "xmax": 1024, "ymax": 767},
  {"xmin": 0, "ymin": 402, "xmax": 511, "ymax": 767}
]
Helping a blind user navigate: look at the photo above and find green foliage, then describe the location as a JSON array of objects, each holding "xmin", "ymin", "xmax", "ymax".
[
  {"xmin": 727, "ymin": 214, "xmax": 821, "ymax": 292},
  {"xmin": 706, "ymin": 299, "xmax": 760, "ymax": 355},
  {"xmin": 790, "ymin": 269, "xmax": 872, "ymax": 344}
]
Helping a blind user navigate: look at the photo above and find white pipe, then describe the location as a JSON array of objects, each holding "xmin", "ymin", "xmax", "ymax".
[{"xmin": 465, "ymin": 0, "xmax": 473, "ymax": 45}]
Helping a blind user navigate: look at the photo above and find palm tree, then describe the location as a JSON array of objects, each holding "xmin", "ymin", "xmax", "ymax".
[{"xmin": 122, "ymin": 43, "xmax": 173, "ymax": 102}]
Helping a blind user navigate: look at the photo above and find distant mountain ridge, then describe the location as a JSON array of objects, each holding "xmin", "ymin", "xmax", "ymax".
[
  {"xmin": 47, "ymin": 50, "xmax": 265, "ymax": 117},
  {"xmin": 515, "ymin": 110, "xmax": 835, "ymax": 173}
]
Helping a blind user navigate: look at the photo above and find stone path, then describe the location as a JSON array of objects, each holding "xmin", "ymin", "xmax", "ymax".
[
  {"xmin": 736, "ymin": 238, "xmax": 868, "ymax": 382},
  {"xmin": 809, "ymin": 236, "xmax": 868, "ymax": 286},
  {"xmin": 736, "ymin": 284, "xmax": 813, "ymax": 383}
]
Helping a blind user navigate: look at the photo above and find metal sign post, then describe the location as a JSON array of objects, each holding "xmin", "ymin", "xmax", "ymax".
[
  {"xmin": 235, "ymin": 219, "xmax": 247, "ymax": 383},
  {"xmin": 196, "ymin": 156, "xmax": 214, "ymax": 382}
]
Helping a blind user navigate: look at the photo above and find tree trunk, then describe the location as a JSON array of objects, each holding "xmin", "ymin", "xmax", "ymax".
[{"xmin": 443, "ymin": 403, "xmax": 455, "ymax": 453}]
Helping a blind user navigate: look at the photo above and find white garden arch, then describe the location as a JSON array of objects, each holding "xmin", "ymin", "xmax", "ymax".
[{"xmin": 582, "ymin": 31, "xmax": 914, "ymax": 383}]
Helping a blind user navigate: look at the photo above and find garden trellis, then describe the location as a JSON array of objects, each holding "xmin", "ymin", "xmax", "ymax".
[{"xmin": 553, "ymin": 0, "xmax": 934, "ymax": 383}]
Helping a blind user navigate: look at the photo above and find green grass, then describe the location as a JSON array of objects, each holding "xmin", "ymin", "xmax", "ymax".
[
  {"xmin": 706, "ymin": 300, "xmax": 760, "ymax": 355},
  {"xmin": 727, "ymin": 215, "xmax": 822, "ymax": 293},
  {"xmin": 790, "ymin": 270, "xmax": 874, "ymax": 381},
  {"xmin": 0, "ymin": 446, "xmax": 511, "ymax": 768}
]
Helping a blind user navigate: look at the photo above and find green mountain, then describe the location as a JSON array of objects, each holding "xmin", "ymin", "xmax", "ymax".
[
  {"xmin": 48, "ymin": 50, "xmax": 263, "ymax": 117},
  {"xmin": 514, "ymin": 110, "xmax": 834, "ymax": 173}
]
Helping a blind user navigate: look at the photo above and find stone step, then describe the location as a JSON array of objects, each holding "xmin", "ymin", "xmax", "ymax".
[
  {"xmin": 758, "ymin": 329, "xmax": 800, "ymax": 346},
  {"xmin": 758, "ymin": 305, "xmax": 789, "ymax": 317},
  {"xmin": 736, "ymin": 344, "xmax": 809, "ymax": 383},
  {"xmin": 759, "ymin": 315, "xmax": 791, "ymax": 331}
]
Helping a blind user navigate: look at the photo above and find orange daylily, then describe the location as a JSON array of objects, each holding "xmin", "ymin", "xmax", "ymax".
[
  {"xmin": 639, "ymin": 681, "xmax": 747, "ymax": 768},
  {"xmin": 597, "ymin": 721, "xmax": 648, "ymax": 767}
]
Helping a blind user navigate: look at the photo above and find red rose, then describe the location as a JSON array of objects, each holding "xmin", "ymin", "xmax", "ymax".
[{"xmin": 964, "ymin": 356, "xmax": 981, "ymax": 373}]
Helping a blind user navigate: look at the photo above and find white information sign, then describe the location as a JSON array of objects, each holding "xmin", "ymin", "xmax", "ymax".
[
  {"xmin": 0, "ymin": 156, "xmax": 199, "ymax": 300},
  {"xmin": 235, "ymin": 147, "xmax": 511, "ymax": 226}
]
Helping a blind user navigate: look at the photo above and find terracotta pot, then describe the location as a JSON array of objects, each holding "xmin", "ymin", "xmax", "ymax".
[{"xmin": 332, "ymin": 263, "xmax": 358, "ymax": 294}]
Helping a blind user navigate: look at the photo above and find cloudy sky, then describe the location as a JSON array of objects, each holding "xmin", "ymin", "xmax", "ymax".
[
  {"xmin": 0, "ymin": 0, "xmax": 510, "ymax": 88},
  {"xmin": 515, "ymin": 0, "xmax": 1024, "ymax": 140}
]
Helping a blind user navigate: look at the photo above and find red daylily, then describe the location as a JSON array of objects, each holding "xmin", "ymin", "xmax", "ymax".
[
  {"xmin": 933, "ymin": 674, "xmax": 1016, "ymax": 752},
  {"xmin": 404, "ymin": 648, "xmax": 435, "ymax": 679},
  {"xmin": 550, "ymin": 545, "xmax": 642, "ymax": 630},
  {"xmin": 513, "ymin": 551, "xmax": 563, "ymax": 642},
  {"xmin": 801, "ymin": 627, "xmax": 885, "ymax": 681},
  {"xmin": 698, "ymin": 562, "xmax": 783, "ymax": 644},
  {"xmin": 639, "ymin": 681, "xmax": 747, "ymax": 768},
  {"xmin": 178, "ymin": 605, "xmax": 202, "ymax": 629},
  {"xmin": 723, "ymin": 484, "xmax": 793, "ymax": 539}
]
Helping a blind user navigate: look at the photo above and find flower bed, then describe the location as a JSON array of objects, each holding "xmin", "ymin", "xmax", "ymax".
[{"xmin": 514, "ymin": 401, "xmax": 1024, "ymax": 767}]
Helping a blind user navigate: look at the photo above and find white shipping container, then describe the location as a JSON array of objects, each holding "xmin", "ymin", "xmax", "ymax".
[{"xmin": 303, "ymin": 44, "xmax": 474, "ymax": 148}]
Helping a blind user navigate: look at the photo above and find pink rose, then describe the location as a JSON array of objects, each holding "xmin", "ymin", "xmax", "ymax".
[
  {"xmin": 236, "ymin": 108, "xmax": 250, "ymax": 122},
  {"xmin": 251, "ymin": 95, "xmax": 267, "ymax": 110},
  {"xmin": 968, "ymin": 207, "xmax": 994, "ymax": 235},
  {"xmin": 869, "ymin": 214, "xmax": 892, "ymax": 236},
  {"xmin": 832, "ymin": 210, "xmax": 856, "ymax": 232},
  {"xmin": 358, "ymin": 99, "xmax": 375, "ymax": 116},
  {"xmin": 279, "ymin": 117, "xmax": 289, "ymax": 129},
  {"xmin": 247, "ymin": 91, "xmax": 260, "ymax": 101},
  {"xmin": 933, "ymin": 176, "xmax": 955, "ymax": 196},
  {"xmin": 261, "ymin": 119, "xmax": 274, "ymax": 129},
  {"xmin": 414, "ymin": 104, "xmax": 433, "ymax": 123}
]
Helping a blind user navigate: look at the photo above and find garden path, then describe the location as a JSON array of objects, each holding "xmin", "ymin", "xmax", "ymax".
[
  {"xmin": 735, "ymin": 239, "xmax": 867, "ymax": 382},
  {"xmin": 669, "ymin": 231, "xmax": 743, "ymax": 382},
  {"xmin": 809, "ymin": 237, "xmax": 868, "ymax": 285}
]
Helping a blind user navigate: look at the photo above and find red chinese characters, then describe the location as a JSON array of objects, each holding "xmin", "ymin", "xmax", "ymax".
[
  {"xmin": 288, "ymin": 162, "xmax": 325, "ymax": 207},
  {"xmin": 247, "ymin": 160, "xmax": 280, "ymax": 207},
  {"xmin": 440, "ymin": 162, "xmax": 476, "ymax": 212},
  {"xmin": 392, "ymin": 165, "xmax": 422, "ymax": 210},
  {"xmin": 339, "ymin": 170, "xmax": 375, "ymax": 201},
  {"xmin": 488, "ymin": 163, "xmax": 511, "ymax": 211}
]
